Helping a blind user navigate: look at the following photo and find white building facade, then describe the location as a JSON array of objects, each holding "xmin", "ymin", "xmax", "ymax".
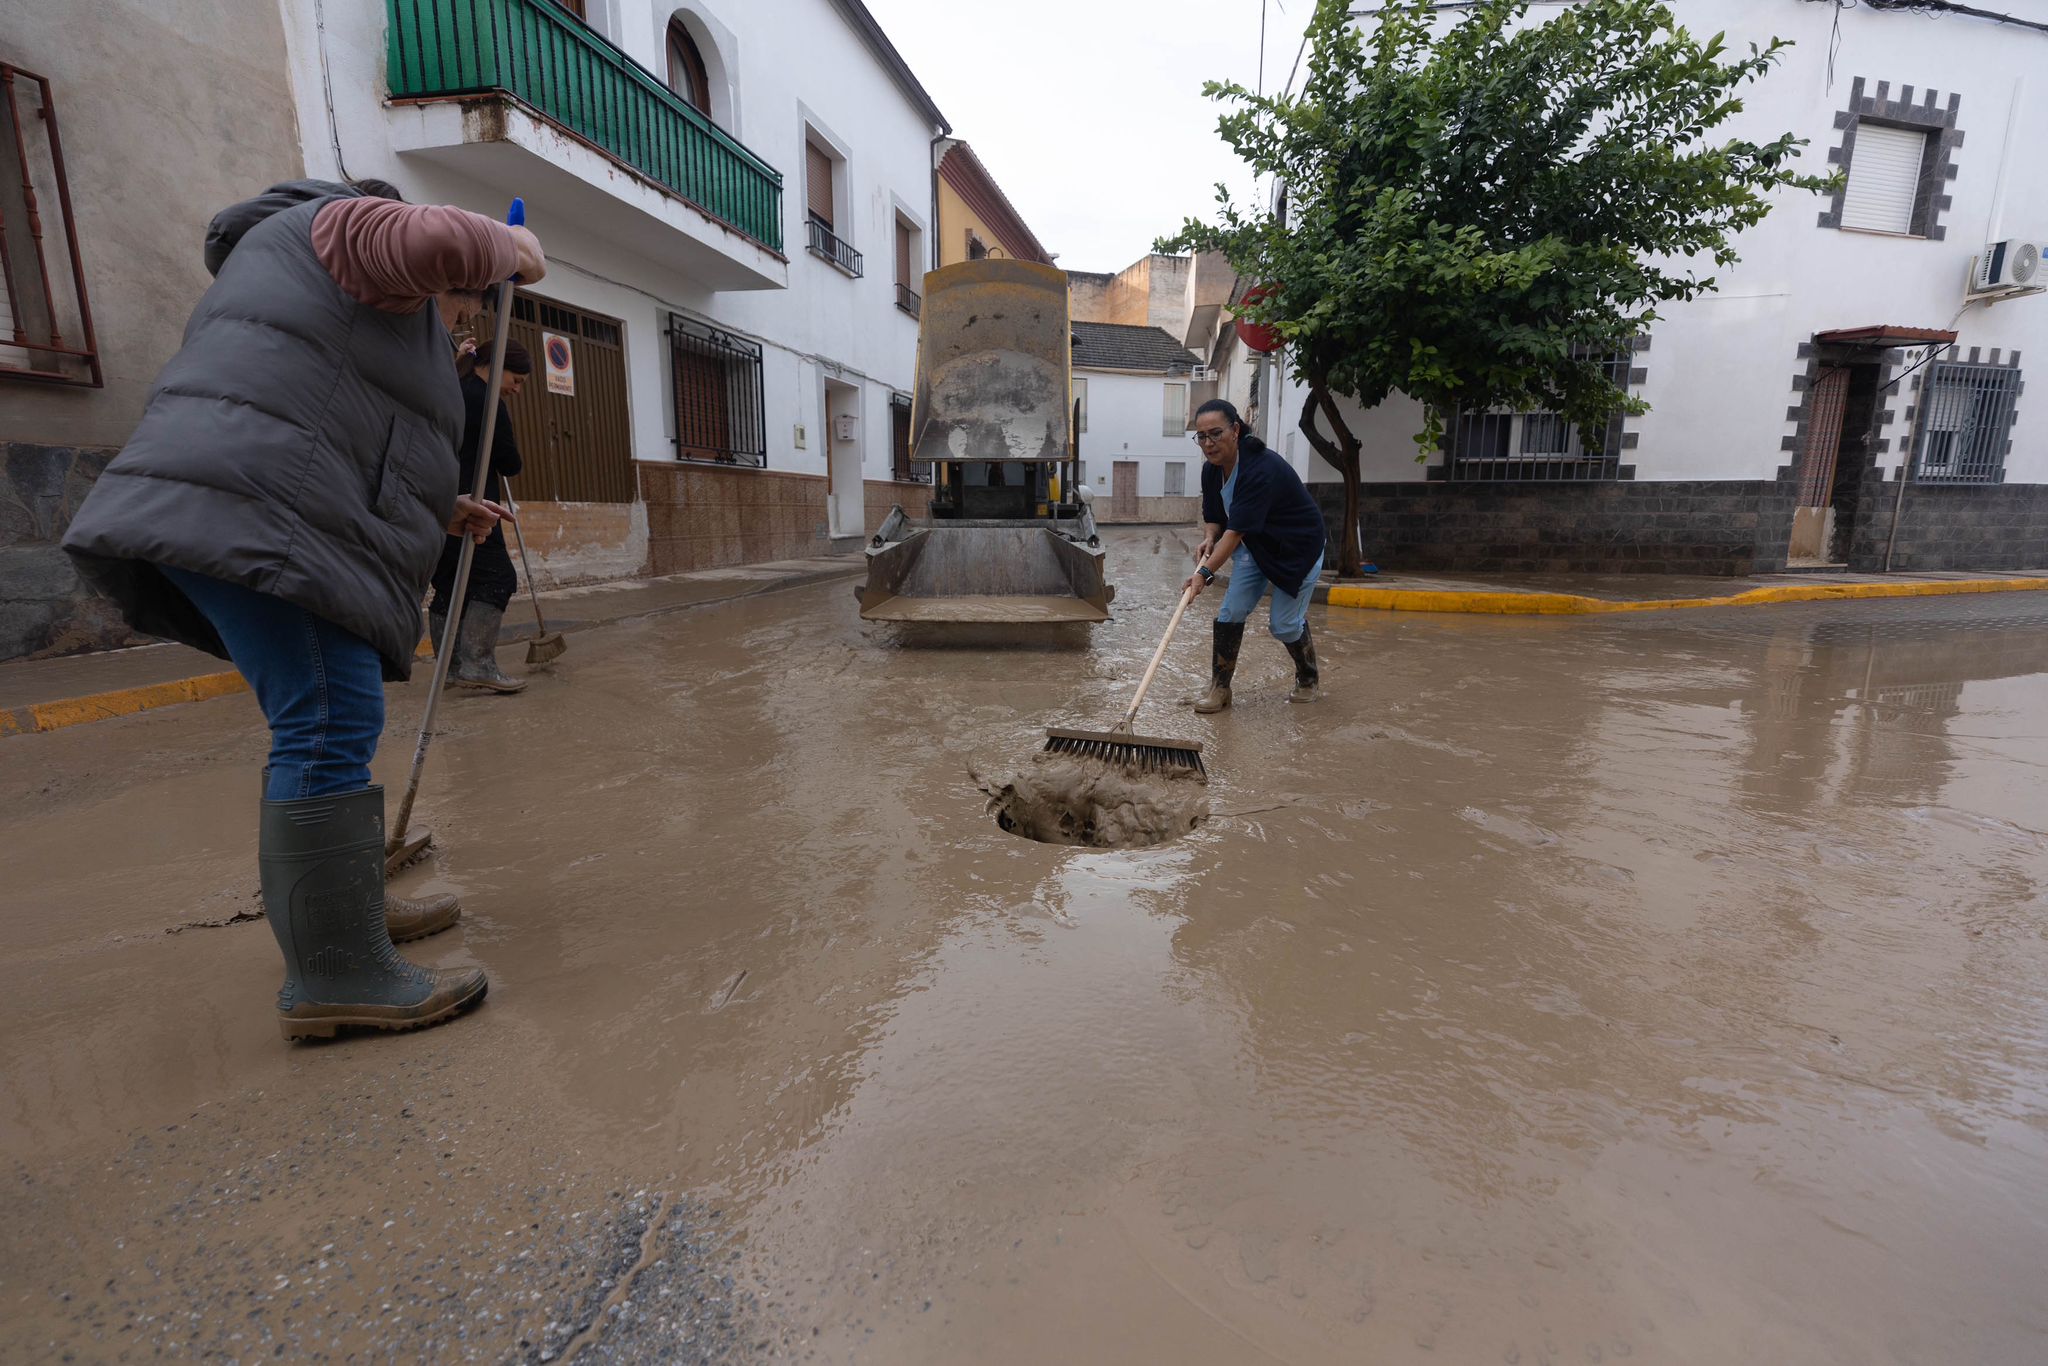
[
  {"xmin": 1070, "ymin": 322, "xmax": 1207, "ymax": 524},
  {"xmin": 1278, "ymin": 0, "xmax": 2047, "ymax": 575},
  {"xmin": 278, "ymin": 0, "xmax": 947, "ymax": 580}
]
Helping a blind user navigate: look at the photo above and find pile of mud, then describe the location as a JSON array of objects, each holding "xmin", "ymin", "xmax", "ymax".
[{"xmin": 975, "ymin": 752, "xmax": 1209, "ymax": 848}]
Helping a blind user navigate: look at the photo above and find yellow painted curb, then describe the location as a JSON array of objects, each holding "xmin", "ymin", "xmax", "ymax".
[
  {"xmin": 1325, "ymin": 576, "xmax": 2048, "ymax": 616},
  {"xmin": 0, "ymin": 669, "xmax": 249, "ymax": 737},
  {"xmin": 0, "ymin": 639, "xmax": 436, "ymax": 740}
]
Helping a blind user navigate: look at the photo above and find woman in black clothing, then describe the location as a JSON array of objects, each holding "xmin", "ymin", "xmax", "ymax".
[
  {"xmin": 1181, "ymin": 399, "xmax": 1328, "ymax": 710},
  {"xmin": 429, "ymin": 338, "xmax": 531, "ymax": 693}
]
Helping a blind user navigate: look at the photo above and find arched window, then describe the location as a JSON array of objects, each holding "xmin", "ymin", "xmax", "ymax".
[{"xmin": 667, "ymin": 19, "xmax": 711, "ymax": 114}]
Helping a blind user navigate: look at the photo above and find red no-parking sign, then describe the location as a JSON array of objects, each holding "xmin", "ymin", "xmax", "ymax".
[{"xmin": 543, "ymin": 331, "xmax": 575, "ymax": 396}]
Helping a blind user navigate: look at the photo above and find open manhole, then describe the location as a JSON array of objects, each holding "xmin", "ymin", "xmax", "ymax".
[{"xmin": 975, "ymin": 754, "xmax": 1208, "ymax": 849}]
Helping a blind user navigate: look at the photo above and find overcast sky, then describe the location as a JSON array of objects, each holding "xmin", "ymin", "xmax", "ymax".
[{"xmin": 862, "ymin": 0, "xmax": 1315, "ymax": 272}]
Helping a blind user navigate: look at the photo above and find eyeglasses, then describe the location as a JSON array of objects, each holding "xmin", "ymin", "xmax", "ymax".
[{"xmin": 1191, "ymin": 429, "xmax": 1231, "ymax": 445}]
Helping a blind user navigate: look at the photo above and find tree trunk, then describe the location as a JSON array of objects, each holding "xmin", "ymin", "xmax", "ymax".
[{"xmin": 1297, "ymin": 377, "xmax": 1366, "ymax": 578}]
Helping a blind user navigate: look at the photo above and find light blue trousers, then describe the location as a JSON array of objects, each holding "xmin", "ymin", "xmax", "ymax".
[{"xmin": 1215, "ymin": 549, "xmax": 1322, "ymax": 644}]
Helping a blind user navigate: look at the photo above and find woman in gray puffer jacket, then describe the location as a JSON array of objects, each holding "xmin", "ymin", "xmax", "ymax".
[{"xmin": 63, "ymin": 179, "xmax": 546, "ymax": 1042}]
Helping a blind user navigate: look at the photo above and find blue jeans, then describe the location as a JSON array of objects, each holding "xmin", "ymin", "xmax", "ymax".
[
  {"xmin": 1216, "ymin": 549, "xmax": 1323, "ymax": 644},
  {"xmin": 161, "ymin": 567, "xmax": 385, "ymax": 801}
]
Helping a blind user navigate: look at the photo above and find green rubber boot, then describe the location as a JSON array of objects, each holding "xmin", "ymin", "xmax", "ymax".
[{"xmin": 258, "ymin": 786, "xmax": 487, "ymax": 1042}]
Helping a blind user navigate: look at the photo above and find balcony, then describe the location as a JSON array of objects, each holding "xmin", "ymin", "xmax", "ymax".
[
  {"xmin": 806, "ymin": 215, "xmax": 863, "ymax": 277},
  {"xmin": 385, "ymin": 0, "xmax": 786, "ymax": 290},
  {"xmin": 895, "ymin": 282, "xmax": 921, "ymax": 319}
]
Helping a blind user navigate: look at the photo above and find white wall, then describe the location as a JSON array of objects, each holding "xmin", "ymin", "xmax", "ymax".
[
  {"xmin": 1076, "ymin": 369, "xmax": 1202, "ymax": 498},
  {"xmin": 276, "ymin": 0, "xmax": 940, "ymax": 501},
  {"xmin": 1281, "ymin": 0, "xmax": 2048, "ymax": 486}
]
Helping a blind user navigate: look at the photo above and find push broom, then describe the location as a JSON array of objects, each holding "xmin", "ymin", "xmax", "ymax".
[
  {"xmin": 386, "ymin": 197, "xmax": 524, "ymax": 876},
  {"xmin": 1044, "ymin": 582, "xmax": 1207, "ymax": 777},
  {"xmin": 501, "ymin": 480, "xmax": 566, "ymax": 666}
]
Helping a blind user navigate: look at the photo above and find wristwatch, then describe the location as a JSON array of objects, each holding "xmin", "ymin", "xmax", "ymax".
[{"xmin": 1198, "ymin": 565, "xmax": 1217, "ymax": 584}]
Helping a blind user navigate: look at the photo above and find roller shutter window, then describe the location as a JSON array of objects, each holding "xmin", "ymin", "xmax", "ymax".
[
  {"xmin": 1840, "ymin": 123, "xmax": 1928, "ymax": 235},
  {"xmin": 806, "ymin": 142, "xmax": 834, "ymax": 229}
]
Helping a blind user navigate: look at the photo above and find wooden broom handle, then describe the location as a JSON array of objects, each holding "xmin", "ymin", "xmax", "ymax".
[{"xmin": 1122, "ymin": 584, "xmax": 1200, "ymax": 730}]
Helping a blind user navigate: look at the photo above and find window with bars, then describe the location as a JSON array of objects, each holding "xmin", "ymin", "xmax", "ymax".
[
  {"xmin": 1164, "ymin": 462, "xmax": 1186, "ymax": 497},
  {"xmin": 666, "ymin": 312, "xmax": 766, "ymax": 466},
  {"xmin": 1445, "ymin": 346, "xmax": 1634, "ymax": 481},
  {"xmin": 1913, "ymin": 362, "xmax": 2020, "ymax": 484},
  {"xmin": 1162, "ymin": 382, "xmax": 1187, "ymax": 437},
  {"xmin": 0, "ymin": 64, "xmax": 99, "ymax": 387},
  {"xmin": 805, "ymin": 137, "xmax": 861, "ymax": 276},
  {"xmin": 894, "ymin": 217, "xmax": 919, "ymax": 316},
  {"xmin": 888, "ymin": 394, "xmax": 929, "ymax": 482}
]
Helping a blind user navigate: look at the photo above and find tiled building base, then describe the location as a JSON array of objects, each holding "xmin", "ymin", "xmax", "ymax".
[
  {"xmin": 639, "ymin": 462, "xmax": 933, "ymax": 575},
  {"xmin": 1842, "ymin": 479, "xmax": 2048, "ymax": 572},
  {"xmin": 1315, "ymin": 479, "xmax": 1794, "ymax": 576},
  {"xmin": 2, "ymin": 441, "xmax": 138, "ymax": 662},
  {"xmin": 1317, "ymin": 477, "xmax": 2048, "ymax": 576},
  {"xmin": 1099, "ymin": 496, "xmax": 1201, "ymax": 526}
]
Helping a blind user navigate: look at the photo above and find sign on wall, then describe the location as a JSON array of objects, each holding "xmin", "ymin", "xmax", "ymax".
[{"xmin": 543, "ymin": 331, "xmax": 575, "ymax": 396}]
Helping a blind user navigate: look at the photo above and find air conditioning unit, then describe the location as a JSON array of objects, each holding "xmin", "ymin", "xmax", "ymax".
[
  {"xmin": 1977, "ymin": 239, "xmax": 2041, "ymax": 290},
  {"xmin": 1188, "ymin": 365, "xmax": 1215, "ymax": 381}
]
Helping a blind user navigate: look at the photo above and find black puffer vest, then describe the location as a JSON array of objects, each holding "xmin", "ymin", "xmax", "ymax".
[{"xmin": 64, "ymin": 192, "xmax": 462, "ymax": 679}]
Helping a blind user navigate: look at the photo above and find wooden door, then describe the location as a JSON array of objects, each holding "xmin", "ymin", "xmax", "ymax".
[
  {"xmin": 474, "ymin": 293, "xmax": 634, "ymax": 502},
  {"xmin": 1112, "ymin": 460, "xmax": 1139, "ymax": 520},
  {"xmin": 1790, "ymin": 365, "xmax": 1849, "ymax": 562}
]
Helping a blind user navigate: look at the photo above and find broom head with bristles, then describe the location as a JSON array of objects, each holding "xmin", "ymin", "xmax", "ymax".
[
  {"xmin": 1043, "ymin": 727, "xmax": 1206, "ymax": 778},
  {"xmin": 384, "ymin": 828, "xmax": 433, "ymax": 878},
  {"xmin": 525, "ymin": 631, "xmax": 567, "ymax": 666}
]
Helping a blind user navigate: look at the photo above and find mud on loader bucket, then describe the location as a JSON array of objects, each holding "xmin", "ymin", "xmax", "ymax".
[{"xmin": 856, "ymin": 259, "xmax": 1113, "ymax": 625}]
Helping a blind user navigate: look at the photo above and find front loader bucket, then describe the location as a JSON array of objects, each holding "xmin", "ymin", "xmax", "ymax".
[
  {"xmin": 911, "ymin": 259, "xmax": 1073, "ymax": 466},
  {"xmin": 858, "ymin": 523, "xmax": 1112, "ymax": 623}
]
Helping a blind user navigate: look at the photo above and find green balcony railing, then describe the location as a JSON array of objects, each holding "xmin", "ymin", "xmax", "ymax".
[{"xmin": 387, "ymin": 0, "xmax": 783, "ymax": 252}]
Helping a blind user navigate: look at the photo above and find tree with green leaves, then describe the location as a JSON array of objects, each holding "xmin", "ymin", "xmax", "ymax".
[{"xmin": 1159, "ymin": 0, "xmax": 1835, "ymax": 577}]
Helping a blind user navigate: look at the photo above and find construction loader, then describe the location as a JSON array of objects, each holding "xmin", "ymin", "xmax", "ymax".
[{"xmin": 855, "ymin": 258, "xmax": 1113, "ymax": 623}]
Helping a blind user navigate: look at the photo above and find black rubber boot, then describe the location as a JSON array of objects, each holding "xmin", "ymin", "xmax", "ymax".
[
  {"xmin": 449, "ymin": 602, "xmax": 527, "ymax": 694},
  {"xmin": 1195, "ymin": 620, "xmax": 1246, "ymax": 714},
  {"xmin": 258, "ymin": 786, "xmax": 487, "ymax": 1041},
  {"xmin": 1283, "ymin": 623, "xmax": 1320, "ymax": 703}
]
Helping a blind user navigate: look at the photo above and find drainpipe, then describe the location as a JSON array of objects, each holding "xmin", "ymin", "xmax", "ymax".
[
  {"xmin": 1883, "ymin": 342, "xmax": 1942, "ymax": 571},
  {"xmin": 929, "ymin": 133, "xmax": 946, "ymax": 273}
]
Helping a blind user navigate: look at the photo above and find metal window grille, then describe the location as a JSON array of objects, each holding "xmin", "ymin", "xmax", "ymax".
[
  {"xmin": 0, "ymin": 64, "xmax": 99, "ymax": 387},
  {"xmin": 895, "ymin": 282, "xmax": 920, "ymax": 318},
  {"xmin": 1912, "ymin": 362, "xmax": 2020, "ymax": 485},
  {"xmin": 889, "ymin": 395, "xmax": 929, "ymax": 483},
  {"xmin": 1446, "ymin": 345, "xmax": 1632, "ymax": 482},
  {"xmin": 807, "ymin": 214, "xmax": 863, "ymax": 277},
  {"xmin": 667, "ymin": 312, "xmax": 765, "ymax": 467}
]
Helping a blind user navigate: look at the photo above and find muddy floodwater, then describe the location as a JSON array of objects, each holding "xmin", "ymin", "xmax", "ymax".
[{"xmin": 4, "ymin": 529, "xmax": 2047, "ymax": 1363}]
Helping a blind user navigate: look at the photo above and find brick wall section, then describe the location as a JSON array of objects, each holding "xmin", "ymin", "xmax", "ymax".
[
  {"xmin": 1, "ymin": 441, "xmax": 139, "ymax": 661},
  {"xmin": 640, "ymin": 463, "xmax": 934, "ymax": 573},
  {"xmin": 1314, "ymin": 480, "xmax": 1793, "ymax": 576},
  {"xmin": 1841, "ymin": 479, "xmax": 2048, "ymax": 572}
]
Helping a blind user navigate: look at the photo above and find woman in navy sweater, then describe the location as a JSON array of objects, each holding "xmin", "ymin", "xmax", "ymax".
[{"xmin": 1181, "ymin": 399, "xmax": 1327, "ymax": 710}]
